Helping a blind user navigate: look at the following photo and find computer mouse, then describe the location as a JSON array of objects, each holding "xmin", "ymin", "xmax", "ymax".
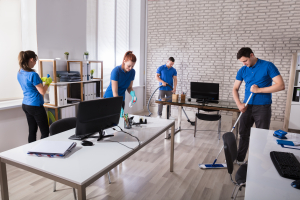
[
  {"xmin": 81, "ymin": 141, "xmax": 93, "ymax": 146},
  {"xmin": 188, "ymin": 98, "xmax": 191, "ymax": 102},
  {"xmin": 291, "ymin": 180, "xmax": 300, "ymax": 189}
]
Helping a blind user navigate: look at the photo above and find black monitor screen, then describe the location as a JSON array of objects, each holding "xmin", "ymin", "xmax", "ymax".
[
  {"xmin": 75, "ymin": 97, "xmax": 123, "ymax": 139},
  {"xmin": 190, "ymin": 82, "xmax": 219, "ymax": 101}
]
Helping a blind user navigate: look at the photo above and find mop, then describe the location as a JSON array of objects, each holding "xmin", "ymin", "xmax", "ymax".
[{"xmin": 199, "ymin": 93, "xmax": 253, "ymax": 169}]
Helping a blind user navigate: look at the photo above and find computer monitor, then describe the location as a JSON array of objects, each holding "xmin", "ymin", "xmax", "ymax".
[
  {"xmin": 190, "ymin": 82, "xmax": 219, "ymax": 102},
  {"xmin": 69, "ymin": 96, "xmax": 123, "ymax": 140}
]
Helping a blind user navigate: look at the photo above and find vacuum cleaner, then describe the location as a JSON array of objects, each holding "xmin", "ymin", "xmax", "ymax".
[
  {"xmin": 199, "ymin": 93, "xmax": 253, "ymax": 169},
  {"xmin": 146, "ymin": 84, "xmax": 195, "ymax": 126}
]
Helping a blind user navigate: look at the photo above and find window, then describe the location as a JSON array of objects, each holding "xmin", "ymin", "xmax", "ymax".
[
  {"xmin": 0, "ymin": 0, "xmax": 23, "ymax": 101},
  {"xmin": 0, "ymin": 0, "xmax": 37, "ymax": 101},
  {"xmin": 87, "ymin": 0, "xmax": 131, "ymax": 91}
]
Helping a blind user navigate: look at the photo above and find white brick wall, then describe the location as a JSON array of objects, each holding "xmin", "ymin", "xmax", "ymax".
[{"xmin": 147, "ymin": 0, "xmax": 300, "ymax": 122}]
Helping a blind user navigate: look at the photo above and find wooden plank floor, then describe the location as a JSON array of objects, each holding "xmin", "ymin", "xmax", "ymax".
[{"xmin": 1, "ymin": 112, "xmax": 248, "ymax": 200}]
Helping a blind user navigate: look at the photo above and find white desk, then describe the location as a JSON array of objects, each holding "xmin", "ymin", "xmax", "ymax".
[
  {"xmin": 245, "ymin": 128, "xmax": 300, "ymax": 200},
  {"xmin": 0, "ymin": 115, "xmax": 175, "ymax": 200}
]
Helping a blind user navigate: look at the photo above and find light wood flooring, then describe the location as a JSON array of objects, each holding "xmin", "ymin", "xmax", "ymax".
[{"xmin": 1, "ymin": 112, "xmax": 248, "ymax": 200}]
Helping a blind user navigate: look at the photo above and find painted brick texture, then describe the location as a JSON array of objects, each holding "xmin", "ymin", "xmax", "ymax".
[{"xmin": 147, "ymin": 0, "xmax": 300, "ymax": 122}]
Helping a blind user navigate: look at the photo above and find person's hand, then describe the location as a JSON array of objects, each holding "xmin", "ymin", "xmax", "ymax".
[
  {"xmin": 41, "ymin": 77, "xmax": 47, "ymax": 82},
  {"xmin": 120, "ymin": 107, "xmax": 124, "ymax": 118},
  {"xmin": 238, "ymin": 103, "xmax": 248, "ymax": 113},
  {"xmin": 45, "ymin": 77, "xmax": 52, "ymax": 86},
  {"xmin": 250, "ymin": 84, "xmax": 260, "ymax": 93},
  {"xmin": 172, "ymin": 88, "xmax": 176, "ymax": 93},
  {"xmin": 162, "ymin": 82, "xmax": 167, "ymax": 86},
  {"xmin": 130, "ymin": 91, "xmax": 137, "ymax": 105}
]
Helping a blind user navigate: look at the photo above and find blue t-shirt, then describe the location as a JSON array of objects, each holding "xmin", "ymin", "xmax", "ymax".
[
  {"xmin": 236, "ymin": 58, "xmax": 280, "ymax": 105},
  {"xmin": 156, "ymin": 64, "xmax": 177, "ymax": 91},
  {"xmin": 17, "ymin": 69, "xmax": 44, "ymax": 106},
  {"xmin": 104, "ymin": 65, "xmax": 135, "ymax": 101}
]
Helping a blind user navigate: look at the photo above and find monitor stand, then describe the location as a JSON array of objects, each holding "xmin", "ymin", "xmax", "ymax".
[
  {"xmin": 97, "ymin": 130, "xmax": 114, "ymax": 141},
  {"xmin": 69, "ymin": 133, "xmax": 94, "ymax": 140},
  {"xmin": 196, "ymin": 98, "xmax": 218, "ymax": 104},
  {"xmin": 196, "ymin": 98, "xmax": 208, "ymax": 104},
  {"xmin": 196, "ymin": 98, "xmax": 204, "ymax": 103}
]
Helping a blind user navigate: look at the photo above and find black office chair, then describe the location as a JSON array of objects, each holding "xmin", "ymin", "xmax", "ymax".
[
  {"xmin": 50, "ymin": 117, "xmax": 77, "ymax": 200},
  {"xmin": 49, "ymin": 117, "xmax": 112, "ymax": 200},
  {"xmin": 194, "ymin": 109, "xmax": 222, "ymax": 139},
  {"xmin": 223, "ymin": 132, "xmax": 247, "ymax": 200}
]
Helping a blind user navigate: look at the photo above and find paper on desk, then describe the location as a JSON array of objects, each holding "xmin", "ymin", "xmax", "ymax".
[{"xmin": 28, "ymin": 140, "xmax": 76, "ymax": 155}]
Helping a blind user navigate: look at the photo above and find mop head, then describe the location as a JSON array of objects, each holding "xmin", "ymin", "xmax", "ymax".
[{"xmin": 199, "ymin": 163, "xmax": 227, "ymax": 169}]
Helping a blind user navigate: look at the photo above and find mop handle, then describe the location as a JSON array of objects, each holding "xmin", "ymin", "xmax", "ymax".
[
  {"xmin": 230, "ymin": 93, "xmax": 253, "ymax": 132},
  {"xmin": 212, "ymin": 93, "xmax": 254, "ymax": 165}
]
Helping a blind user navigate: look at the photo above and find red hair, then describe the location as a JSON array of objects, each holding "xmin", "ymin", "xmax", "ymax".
[{"xmin": 122, "ymin": 51, "xmax": 137, "ymax": 68}]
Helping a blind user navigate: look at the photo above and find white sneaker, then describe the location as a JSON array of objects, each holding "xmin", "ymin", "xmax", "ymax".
[
  {"xmin": 157, "ymin": 116, "xmax": 162, "ymax": 119},
  {"xmin": 168, "ymin": 116, "xmax": 176, "ymax": 120},
  {"xmin": 236, "ymin": 160, "xmax": 246, "ymax": 165}
]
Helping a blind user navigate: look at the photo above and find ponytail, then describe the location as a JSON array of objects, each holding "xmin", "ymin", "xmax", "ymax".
[
  {"xmin": 122, "ymin": 51, "xmax": 137, "ymax": 69},
  {"xmin": 18, "ymin": 50, "xmax": 38, "ymax": 72}
]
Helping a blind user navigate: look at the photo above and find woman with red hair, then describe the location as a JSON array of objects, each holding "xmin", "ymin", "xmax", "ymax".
[{"xmin": 104, "ymin": 51, "xmax": 137, "ymax": 117}]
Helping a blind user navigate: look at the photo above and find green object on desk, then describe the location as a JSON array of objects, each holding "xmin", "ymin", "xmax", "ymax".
[{"xmin": 47, "ymin": 111, "xmax": 56, "ymax": 126}]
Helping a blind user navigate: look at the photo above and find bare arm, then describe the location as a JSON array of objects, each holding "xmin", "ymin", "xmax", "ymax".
[
  {"xmin": 172, "ymin": 76, "xmax": 177, "ymax": 93},
  {"xmin": 155, "ymin": 73, "xmax": 167, "ymax": 86},
  {"xmin": 250, "ymin": 75, "xmax": 285, "ymax": 93},
  {"xmin": 111, "ymin": 80, "xmax": 119, "ymax": 97},
  {"xmin": 35, "ymin": 83, "xmax": 49, "ymax": 96},
  {"xmin": 232, "ymin": 80, "xmax": 248, "ymax": 113},
  {"xmin": 127, "ymin": 81, "xmax": 134, "ymax": 93}
]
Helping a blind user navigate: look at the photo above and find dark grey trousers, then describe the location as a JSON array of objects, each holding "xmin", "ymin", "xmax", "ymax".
[
  {"xmin": 237, "ymin": 104, "xmax": 272, "ymax": 161},
  {"xmin": 157, "ymin": 90, "xmax": 173, "ymax": 116}
]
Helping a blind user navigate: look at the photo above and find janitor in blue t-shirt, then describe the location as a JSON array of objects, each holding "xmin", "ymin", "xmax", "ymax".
[
  {"xmin": 232, "ymin": 47, "xmax": 285, "ymax": 163},
  {"xmin": 17, "ymin": 51, "xmax": 53, "ymax": 143},
  {"xmin": 104, "ymin": 51, "xmax": 137, "ymax": 117},
  {"xmin": 155, "ymin": 57, "xmax": 177, "ymax": 119}
]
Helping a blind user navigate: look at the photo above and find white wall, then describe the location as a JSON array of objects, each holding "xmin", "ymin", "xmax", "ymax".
[
  {"xmin": 0, "ymin": 107, "xmax": 41, "ymax": 153},
  {"xmin": 36, "ymin": 0, "xmax": 86, "ymax": 60},
  {"xmin": 147, "ymin": 0, "xmax": 300, "ymax": 122}
]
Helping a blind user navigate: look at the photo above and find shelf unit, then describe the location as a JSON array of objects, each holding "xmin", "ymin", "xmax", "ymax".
[
  {"xmin": 38, "ymin": 59, "xmax": 104, "ymax": 121},
  {"xmin": 283, "ymin": 52, "xmax": 300, "ymax": 132}
]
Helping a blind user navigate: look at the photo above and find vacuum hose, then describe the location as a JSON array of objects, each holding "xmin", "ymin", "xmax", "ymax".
[{"xmin": 147, "ymin": 84, "xmax": 173, "ymax": 117}]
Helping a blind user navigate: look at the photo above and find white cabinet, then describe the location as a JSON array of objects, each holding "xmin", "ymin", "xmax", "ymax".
[
  {"xmin": 289, "ymin": 104, "xmax": 300, "ymax": 130},
  {"xmin": 284, "ymin": 52, "xmax": 300, "ymax": 131}
]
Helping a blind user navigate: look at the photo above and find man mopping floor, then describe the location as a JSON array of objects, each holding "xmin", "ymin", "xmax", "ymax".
[{"xmin": 199, "ymin": 47, "xmax": 285, "ymax": 169}]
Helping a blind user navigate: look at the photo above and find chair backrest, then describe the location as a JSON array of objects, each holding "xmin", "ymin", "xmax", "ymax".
[
  {"xmin": 196, "ymin": 113, "xmax": 221, "ymax": 121},
  {"xmin": 222, "ymin": 131, "xmax": 237, "ymax": 174},
  {"xmin": 49, "ymin": 117, "xmax": 77, "ymax": 136},
  {"xmin": 198, "ymin": 108, "xmax": 219, "ymax": 113}
]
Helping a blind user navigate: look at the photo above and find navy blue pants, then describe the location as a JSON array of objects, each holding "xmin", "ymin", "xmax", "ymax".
[
  {"xmin": 237, "ymin": 104, "xmax": 271, "ymax": 161},
  {"xmin": 22, "ymin": 104, "xmax": 49, "ymax": 143}
]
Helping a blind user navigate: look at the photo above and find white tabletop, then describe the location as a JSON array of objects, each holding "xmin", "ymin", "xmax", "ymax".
[
  {"xmin": 245, "ymin": 128, "xmax": 300, "ymax": 200},
  {"xmin": 0, "ymin": 115, "xmax": 174, "ymax": 185}
]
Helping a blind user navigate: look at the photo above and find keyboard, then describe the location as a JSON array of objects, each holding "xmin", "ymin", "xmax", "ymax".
[{"xmin": 270, "ymin": 151, "xmax": 300, "ymax": 179}]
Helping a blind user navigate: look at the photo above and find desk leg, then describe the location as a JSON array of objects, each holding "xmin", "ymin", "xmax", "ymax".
[
  {"xmin": 77, "ymin": 185, "xmax": 86, "ymax": 200},
  {"xmin": 0, "ymin": 158, "xmax": 9, "ymax": 200},
  {"xmin": 178, "ymin": 107, "xmax": 182, "ymax": 131},
  {"xmin": 170, "ymin": 124, "xmax": 175, "ymax": 172},
  {"xmin": 165, "ymin": 105, "xmax": 170, "ymax": 139},
  {"xmin": 167, "ymin": 105, "xmax": 170, "ymax": 119}
]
